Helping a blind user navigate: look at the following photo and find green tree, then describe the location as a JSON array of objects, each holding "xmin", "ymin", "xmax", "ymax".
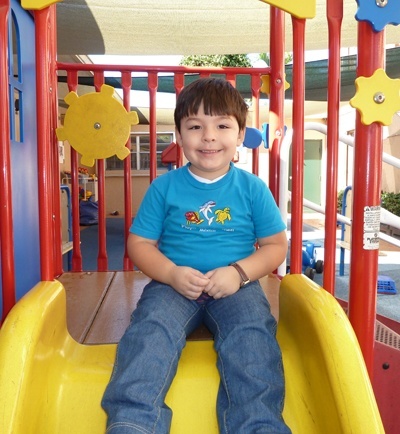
[
  {"xmin": 180, "ymin": 54, "xmax": 252, "ymax": 67},
  {"xmin": 257, "ymin": 52, "xmax": 293, "ymax": 66},
  {"xmin": 180, "ymin": 53, "xmax": 292, "ymax": 68}
]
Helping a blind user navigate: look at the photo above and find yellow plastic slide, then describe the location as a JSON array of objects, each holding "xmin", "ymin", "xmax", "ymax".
[{"xmin": 0, "ymin": 274, "xmax": 384, "ymax": 433}]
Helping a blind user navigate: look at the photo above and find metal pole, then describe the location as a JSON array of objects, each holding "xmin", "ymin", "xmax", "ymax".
[
  {"xmin": 0, "ymin": 0, "xmax": 16, "ymax": 322},
  {"xmin": 348, "ymin": 22, "xmax": 385, "ymax": 376},
  {"xmin": 268, "ymin": 6, "xmax": 285, "ymax": 204},
  {"xmin": 324, "ymin": 0, "xmax": 343, "ymax": 294},
  {"xmin": 35, "ymin": 6, "xmax": 55, "ymax": 281},
  {"xmin": 289, "ymin": 16, "xmax": 306, "ymax": 274}
]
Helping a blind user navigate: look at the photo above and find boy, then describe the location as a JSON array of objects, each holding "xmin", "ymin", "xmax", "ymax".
[{"xmin": 102, "ymin": 78, "xmax": 291, "ymax": 433}]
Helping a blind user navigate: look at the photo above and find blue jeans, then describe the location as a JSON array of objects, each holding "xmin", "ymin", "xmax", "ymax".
[{"xmin": 101, "ymin": 280, "xmax": 291, "ymax": 434}]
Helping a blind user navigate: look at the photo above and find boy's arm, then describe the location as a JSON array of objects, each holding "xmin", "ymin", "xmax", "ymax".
[
  {"xmin": 127, "ymin": 233, "xmax": 210, "ymax": 300},
  {"xmin": 235, "ymin": 230, "xmax": 288, "ymax": 282},
  {"xmin": 204, "ymin": 230, "xmax": 288, "ymax": 298}
]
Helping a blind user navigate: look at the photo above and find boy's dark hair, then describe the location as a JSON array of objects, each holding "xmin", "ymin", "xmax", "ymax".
[{"xmin": 174, "ymin": 77, "xmax": 248, "ymax": 133}]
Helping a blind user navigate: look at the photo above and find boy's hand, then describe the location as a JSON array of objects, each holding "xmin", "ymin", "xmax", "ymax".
[
  {"xmin": 203, "ymin": 266, "xmax": 242, "ymax": 299},
  {"xmin": 169, "ymin": 266, "xmax": 210, "ymax": 300}
]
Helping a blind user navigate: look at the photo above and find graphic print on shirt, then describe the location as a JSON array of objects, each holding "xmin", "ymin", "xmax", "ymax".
[
  {"xmin": 185, "ymin": 211, "xmax": 204, "ymax": 225},
  {"xmin": 199, "ymin": 200, "xmax": 216, "ymax": 225},
  {"xmin": 184, "ymin": 200, "xmax": 231, "ymax": 228},
  {"xmin": 215, "ymin": 208, "xmax": 231, "ymax": 224}
]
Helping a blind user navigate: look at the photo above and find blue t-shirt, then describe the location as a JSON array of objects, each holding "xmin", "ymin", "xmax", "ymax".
[{"xmin": 131, "ymin": 163, "xmax": 286, "ymax": 274}]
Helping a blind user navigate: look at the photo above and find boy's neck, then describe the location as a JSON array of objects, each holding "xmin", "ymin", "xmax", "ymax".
[{"xmin": 188, "ymin": 164, "xmax": 231, "ymax": 184}]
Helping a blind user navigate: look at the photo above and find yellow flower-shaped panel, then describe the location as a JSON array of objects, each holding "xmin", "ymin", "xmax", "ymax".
[
  {"xmin": 259, "ymin": 0, "xmax": 315, "ymax": 19},
  {"xmin": 260, "ymin": 74, "xmax": 290, "ymax": 95},
  {"xmin": 57, "ymin": 84, "xmax": 139, "ymax": 167},
  {"xmin": 350, "ymin": 68, "xmax": 400, "ymax": 126}
]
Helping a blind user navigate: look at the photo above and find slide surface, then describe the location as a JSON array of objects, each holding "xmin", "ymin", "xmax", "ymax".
[{"xmin": 0, "ymin": 275, "xmax": 384, "ymax": 433}]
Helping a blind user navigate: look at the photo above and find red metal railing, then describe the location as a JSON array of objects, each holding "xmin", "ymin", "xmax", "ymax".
[
  {"xmin": 121, "ymin": 71, "xmax": 134, "ymax": 271},
  {"xmin": 55, "ymin": 64, "xmax": 270, "ymax": 275}
]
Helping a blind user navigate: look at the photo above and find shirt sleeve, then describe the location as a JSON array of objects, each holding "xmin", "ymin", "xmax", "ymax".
[{"xmin": 130, "ymin": 180, "xmax": 165, "ymax": 241}]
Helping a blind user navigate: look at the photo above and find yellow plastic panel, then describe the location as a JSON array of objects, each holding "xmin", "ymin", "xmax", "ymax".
[
  {"xmin": 0, "ymin": 281, "xmax": 219, "ymax": 433},
  {"xmin": 278, "ymin": 274, "xmax": 384, "ymax": 433},
  {"xmin": 166, "ymin": 341, "xmax": 219, "ymax": 433},
  {"xmin": 21, "ymin": 0, "xmax": 61, "ymax": 10},
  {"xmin": 260, "ymin": 74, "xmax": 290, "ymax": 95},
  {"xmin": 0, "ymin": 281, "xmax": 112, "ymax": 433},
  {"xmin": 259, "ymin": 0, "xmax": 316, "ymax": 19},
  {"xmin": 56, "ymin": 84, "xmax": 139, "ymax": 167},
  {"xmin": 350, "ymin": 68, "xmax": 400, "ymax": 126}
]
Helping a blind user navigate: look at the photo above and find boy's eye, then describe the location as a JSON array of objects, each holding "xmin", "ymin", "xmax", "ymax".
[
  {"xmin": 218, "ymin": 124, "xmax": 230, "ymax": 129},
  {"xmin": 188, "ymin": 125, "xmax": 201, "ymax": 130}
]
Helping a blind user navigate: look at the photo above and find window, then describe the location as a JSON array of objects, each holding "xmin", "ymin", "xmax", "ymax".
[{"xmin": 106, "ymin": 132, "xmax": 174, "ymax": 172}]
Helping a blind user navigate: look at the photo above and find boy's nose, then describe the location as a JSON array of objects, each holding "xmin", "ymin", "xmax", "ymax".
[{"xmin": 202, "ymin": 127, "xmax": 216, "ymax": 142}]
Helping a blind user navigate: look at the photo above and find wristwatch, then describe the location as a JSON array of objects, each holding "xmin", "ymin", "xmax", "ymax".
[{"xmin": 229, "ymin": 262, "xmax": 251, "ymax": 287}]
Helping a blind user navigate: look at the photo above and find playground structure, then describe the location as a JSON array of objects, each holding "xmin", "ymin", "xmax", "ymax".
[{"xmin": 0, "ymin": 0, "xmax": 400, "ymax": 432}]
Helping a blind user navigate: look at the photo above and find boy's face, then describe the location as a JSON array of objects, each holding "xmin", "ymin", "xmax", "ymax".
[{"xmin": 176, "ymin": 103, "xmax": 244, "ymax": 180}]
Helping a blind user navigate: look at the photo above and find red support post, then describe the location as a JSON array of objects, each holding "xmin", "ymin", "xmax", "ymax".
[
  {"xmin": 94, "ymin": 71, "xmax": 108, "ymax": 271},
  {"xmin": 268, "ymin": 6, "xmax": 285, "ymax": 204},
  {"xmin": 324, "ymin": 0, "xmax": 343, "ymax": 294},
  {"xmin": 49, "ymin": 5, "xmax": 63, "ymax": 277},
  {"xmin": 174, "ymin": 73, "xmax": 185, "ymax": 168},
  {"xmin": 348, "ymin": 22, "xmax": 385, "ymax": 377},
  {"xmin": 148, "ymin": 72, "xmax": 158, "ymax": 182},
  {"xmin": 251, "ymin": 74, "xmax": 260, "ymax": 176},
  {"xmin": 35, "ymin": 6, "xmax": 56, "ymax": 281},
  {"xmin": 122, "ymin": 71, "xmax": 134, "ymax": 271},
  {"xmin": 66, "ymin": 71, "xmax": 83, "ymax": 272},
  {"xmin": 0, "ymin": 1, "xmax": 16, "ymax": 322},
  {"xmin": 289, "ymin": 16, "xmax": 306, "ymax": 274}
]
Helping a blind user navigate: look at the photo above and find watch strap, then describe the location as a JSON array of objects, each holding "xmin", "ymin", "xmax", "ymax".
[{"xmin": 229, "ymin": 262, "xmax": 251, "ymax": 287}]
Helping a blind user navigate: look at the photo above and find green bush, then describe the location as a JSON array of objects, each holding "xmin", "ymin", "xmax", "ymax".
[
  {"xmin": 337, "ymin": 189, "xmax": 344, "ymax": 212},
  {"xmin": 337, "ymin": 190, "xmax": 400, "ymax": 218},
  {"xmin": 381, "ymin": 191, "xmax": 400, "ymax": 217}
]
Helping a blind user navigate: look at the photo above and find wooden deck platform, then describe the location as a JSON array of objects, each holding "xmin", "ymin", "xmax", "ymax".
[{"xmin": 59, "ymin": 271, "xmax": 282, "ymax": 345}]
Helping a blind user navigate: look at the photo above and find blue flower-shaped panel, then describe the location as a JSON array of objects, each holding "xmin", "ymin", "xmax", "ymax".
[{"xmin": 355, "ymin": 0, "xmax": 400, "ymax": 32}]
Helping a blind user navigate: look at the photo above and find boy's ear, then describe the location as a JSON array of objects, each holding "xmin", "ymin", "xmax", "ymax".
[
  {"xmin": 237, "ymin": 128, "xmax": 245, "ymax": 146},
  {"xmin": 175, "ymin": 128, "xmax": 183, "ymax": 147}
]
